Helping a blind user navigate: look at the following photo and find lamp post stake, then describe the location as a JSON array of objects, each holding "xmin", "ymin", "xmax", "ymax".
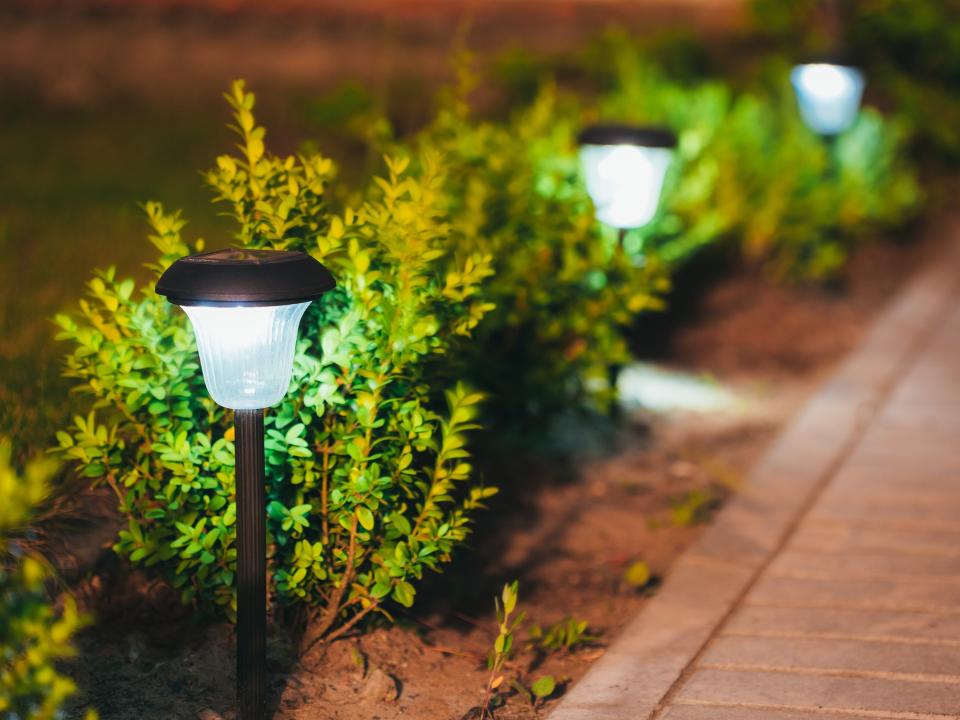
[{"xmin": 235, "ymin": 408, "xmax": 266, "ymax": 720}]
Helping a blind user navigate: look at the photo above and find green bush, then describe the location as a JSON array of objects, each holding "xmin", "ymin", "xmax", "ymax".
[
  {"xmin": 55, "ymin": 81, "xmax": 496, "ymax": 639},
  {"xmin": 403, "ymin": 78, "xmax": 669, "ymax": 421},
  {"xmin": 0, "ymin": 439, "xmax": 94, "ymax": 720}
]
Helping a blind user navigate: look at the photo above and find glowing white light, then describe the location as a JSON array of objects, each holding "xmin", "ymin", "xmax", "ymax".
[
  {"xmin": 791, "ymin": 63, "xmax": 865, "ymax": 136},
  {"xmin": 617, "ymin": 363, "xmax": 735, "ymax": 413},
  {"xmin": 580, "ymin": 144, "xmax": 673, "ymax": 229},
  {"xmin": 183, "ymin": 302, "xmax": 311, "ymax": 410}
]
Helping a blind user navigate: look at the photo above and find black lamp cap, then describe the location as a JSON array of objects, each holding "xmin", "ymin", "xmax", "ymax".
[
  {"xmin": 577, "ymin": 123, "xmax": 678, "ymax": 149},
  {"xmin": 797, "ymin": 54, "xmax": 861, "ymax": 71},
  {"xmin": 156, "ymin": 248, "xmax": 336, "ymax": 307}
]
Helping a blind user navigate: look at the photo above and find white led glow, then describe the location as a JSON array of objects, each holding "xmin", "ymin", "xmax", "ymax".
[
  {"xmin": 183, "ymin": 302, "xmax": 311, "ymax": 410},
  {"xmin": 617, "ymin": 362, "xmax": 736, "ymax": 413},
  {"xmin": 580, "ymin": 144, "xmax": 673, "ymax": 229},
  {"xmin": 791, "ymin": 63, "xmax": 865, "ymax": 136}
]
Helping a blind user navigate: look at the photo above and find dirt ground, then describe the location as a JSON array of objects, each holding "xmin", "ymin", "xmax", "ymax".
[{"xmin": 57, "ymin": 220, "xmax": 940, "ymax": 720}]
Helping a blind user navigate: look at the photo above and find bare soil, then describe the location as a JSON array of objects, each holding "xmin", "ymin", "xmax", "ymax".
[{"xmin": 58, "ymin": 223, "xmax": 940, "ymax": 720}]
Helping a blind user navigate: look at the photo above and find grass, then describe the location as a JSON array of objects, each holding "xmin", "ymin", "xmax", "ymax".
[{"xmin": 0, "ymin": 92, "xmax": 233, "ymax": 459}]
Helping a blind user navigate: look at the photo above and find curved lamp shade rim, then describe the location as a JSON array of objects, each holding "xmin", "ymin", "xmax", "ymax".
[
  {"xmin": 157, "ymin": 294, "xmax": 330, "ymax": 308},
  {"xmin": 795, "ymin": 56, "xmax": 862, "ymax": 71},
  {"xmin": 577, "ymin": 123, "xmax": 678, "ymax": 149},
  {"xmin": 155, "ymin": 248, "xmax": 336, "ymax": 307}
]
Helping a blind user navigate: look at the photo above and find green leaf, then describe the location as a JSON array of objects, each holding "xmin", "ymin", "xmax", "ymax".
[
  {"xmin": 356, "ymin": 506, "xmax": 375, "ymax": 531},
  {"xmin": 371, "ymin": 582, "xmax": 392, "ymax": 599},
  {"xmin": 531, "ymin": 675, "xmax": 556, "ymax": 699},
  {"xmin": 502, "ymin": 581, "xmax": 518, "ymax": 615},
  {"xmin": 392, "ymin": 580, "xmax": 415, "ymax": 607}
]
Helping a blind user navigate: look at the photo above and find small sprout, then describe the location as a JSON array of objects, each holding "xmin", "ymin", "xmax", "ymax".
[
  {"xmin": 528, "ymin": 616, "xmax": 599, "ymax": 652},
  {"xmin": 480, "ymin": 581, "xmax": 523, "ymax": 719},
  {"xmin": 670, "ymin": 488, "xmax": 716, "ymax": 527}
]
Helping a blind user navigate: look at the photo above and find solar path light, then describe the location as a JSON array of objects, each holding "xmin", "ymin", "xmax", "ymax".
[
  {"xmin": 577, "ymin": 123, "xmax": 678, "ymax": 245},
  {"xmin": 791, "ymin": 61, "xmax": 865, "ymax": 137},
  {"xmin": 157, "ymin": 248, "xmax": 335, "ymax": 720}
]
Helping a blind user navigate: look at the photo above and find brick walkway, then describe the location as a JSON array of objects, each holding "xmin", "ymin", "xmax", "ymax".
[{"xmin": 551, "ymin": 226, "xmax": 960, "ymax": 719}]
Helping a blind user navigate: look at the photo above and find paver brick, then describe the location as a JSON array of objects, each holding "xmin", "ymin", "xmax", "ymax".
[
  {"xmin": 841, "ymin": 441, "xmax": 960, "ymax": 474},
  {"xmin": 816, "ymin": 486, "xmax": 960, "ymax": 512},
  {"xmin": 723, "ymin": 605, "xmax": 960, "ymax": 642},
  {"xmin": 787, "ymin": 523, "xmax": 960, "ymax": 558},
  {"xmin": 746, "ymin": 575, "xmax": 960, "ymax": 612},
  {"xmin": 675, "ymin": 668, "xmax": 960, "ymax": 716},
  {"xmin": 700, "ymin": 634, "xmax": 960, "ymax": 677},
  {"xmin": 769, "ymin": 550, "xmax": 960, "ymax": 580},
  {"xmin": 805, "ymin": 501, "xmax": 960, "ymax": 528},
  {"xmin": 826, "ymin": 466, "xmax": 960, "ymax": 496},
  {"xmin": 661, "ymin": 705, "xmax": 899, "ymax": 720}
]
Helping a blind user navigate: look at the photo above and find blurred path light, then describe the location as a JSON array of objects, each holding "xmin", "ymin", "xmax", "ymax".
[
  {"xmin": 578, "ymin": 124, "xmax": 677, "ymax": 232},
  {"xmin": 791, "ymin": 63, "xmax": 865, "ymax": 136},
  {"xmin": 617, "ymin": 361, "xmax": 737, "ymax": 413}
]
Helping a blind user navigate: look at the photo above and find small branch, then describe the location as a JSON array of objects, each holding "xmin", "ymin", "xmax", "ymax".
[
  {"xmin": 104, "ymin": 473, "xmax": 126, "ymax": 507},
  {"xmin": 320, "ymin": 434, "xmax": 331, "ymax": 545},
  {"xmin": 301, "ymin": 515, "xmax": 359, "ymax": 650},
  {"xmin": 321, "ymin": 601, "xmax": 379, "ymax": 644}
]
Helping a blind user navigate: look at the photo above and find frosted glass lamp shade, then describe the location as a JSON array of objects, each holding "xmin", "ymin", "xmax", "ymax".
[
  {"xmin": 155, "ymin": 248, "xmax": 335, "ymax": 410},
  {"xmin": 580, "ymin": 144, "xmax": 673, "ymax": 229},
  {"xmin": 791, "ymin": 63, "xmax": 865, "ymax": 136},
  {"xmin": 577, "ymin": 124, "xmax": 677, "ymax": 230},
  {"xmin": 183, "ymin": 302, "xmax": 310, "ymax": 409}
]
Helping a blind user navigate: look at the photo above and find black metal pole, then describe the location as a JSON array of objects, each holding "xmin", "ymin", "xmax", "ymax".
[
  {"xmin": 610, "ymin": 226, "xmax": 628, "ymax": 418},
  {"xmin": 824, "ymin": 133, "xmax": 839, "ymax": 181},
  {"xmin": 235, "ymin": 408, "xmax": 266, "ymax": 720}
]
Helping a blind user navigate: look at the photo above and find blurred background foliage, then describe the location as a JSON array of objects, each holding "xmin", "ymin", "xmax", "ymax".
[
  {"xmin": 750, "ymin": 0, "xmax": 960, "ymax": 162},
  {"xmin": 0, "ymin": 439, "xmax": 94, "ymax": 719}
]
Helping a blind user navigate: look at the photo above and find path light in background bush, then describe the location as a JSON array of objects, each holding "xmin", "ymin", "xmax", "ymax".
[
  {"xmin": 577, "ymin": 123, "xmax": 677, "ymax": 241},
  {"xmin": 791, "ymin": 62, "xmax": 865, "ymax": 136},
  {"xmin": 157, "ymin": 249, "xmax": 335, "ymax": 720}
]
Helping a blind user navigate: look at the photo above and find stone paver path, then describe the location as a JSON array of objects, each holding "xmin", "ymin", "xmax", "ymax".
[{"xmin": 551, "ymin": 226, "xmax": 960, "ymax": 719}]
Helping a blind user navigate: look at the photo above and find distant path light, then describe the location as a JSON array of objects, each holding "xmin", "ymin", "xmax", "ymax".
[
  {"xmin": 791, "ymin": 62, "xmax": 865, "ymax": 137},
  {"xmin": 578, "ymin": 123, "xmax": 678, "ymax": 233},
  {"xmin": 157, "ymin": 248, "xmax": 335, "ymax": 720}
]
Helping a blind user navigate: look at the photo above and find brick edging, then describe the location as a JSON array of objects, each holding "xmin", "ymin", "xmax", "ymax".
[{"xmin": 547, "ymin": 235, "xmax": 960, "ymax": 720}]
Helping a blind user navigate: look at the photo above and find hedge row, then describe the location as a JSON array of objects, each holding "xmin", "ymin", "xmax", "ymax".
[{"xmin": 50, "ymin": 36, "xmax": 919, "ymax": 640}]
